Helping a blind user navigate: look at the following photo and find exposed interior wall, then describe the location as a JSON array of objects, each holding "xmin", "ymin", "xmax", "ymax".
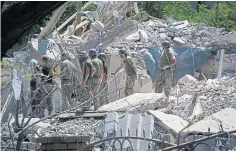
[{"xmin": 198, "ymin": 54, "xmax": 236, "ymax": 79}]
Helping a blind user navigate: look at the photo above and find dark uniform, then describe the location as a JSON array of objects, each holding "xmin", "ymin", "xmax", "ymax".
[
  {"xmin": 38, "ymin": 56, "xmax": 55, "ymax": 118},
  {"xmin": 29, "ymin": 59, "xmax": 41, "ymax": 117}
]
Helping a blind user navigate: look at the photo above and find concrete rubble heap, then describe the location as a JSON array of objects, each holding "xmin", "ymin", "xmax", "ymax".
[
  {"xmin": 107, "ymin": 19, "xmax": 236, "ymax": 51},
  {"xmin": 39, "ymin": 118, "xmax": 104, "ymax": 142},
  {"xmin": 1, "ymin": 1, "xmax": 236, "ymax": 150},
  {"xmin": 169, "ymin": 74, "xmax": 236, "ymax": 122}
]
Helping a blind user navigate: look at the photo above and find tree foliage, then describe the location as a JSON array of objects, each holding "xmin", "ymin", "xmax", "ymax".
[{"xmin": 138, "ymin": 1, "xmax": 236, "ymax": 31}]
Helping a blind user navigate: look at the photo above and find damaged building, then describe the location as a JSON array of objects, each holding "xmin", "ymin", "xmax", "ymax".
[{"xmin": 1, "ymin": 1, "xmax": 236, "ymax": 151}]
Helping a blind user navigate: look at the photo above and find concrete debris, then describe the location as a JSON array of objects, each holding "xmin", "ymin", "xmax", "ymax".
[
  {"xmin": 39, "ymin": 118, "xmax": 104, "ymax": 143},
  {"xmin": 178, "ymin": 75, "xmax": 197, "ymax": 85},
  {"xmin": 104, "ymin": 112, "xmax": 154, "ymax": 150},
  {"xmin": 138, "ymin": 29, "xmax": 149, "ymax": 42},
  {"xmin": 183, "ymin": 108, "xmax": 236, "ymax": 133},
  {"xmin": 1, "ymin": 1, "xmax": 236, "ymax": 150},
  {"xmin": 98, "ymin": 93, "xmax": 167, "ymax": 113},
  {"xmin": 173, "ymin": 37, "xmax": 186, "ymax": 45},
  {"xmin": 148, "ymin": 110, "xmax": 189, "ymax": 134},
  {"xmin": 169, "ymin": 75, "xmax": 236, "ymax": 122},
  {"xmin": 92, "ymin": 21, "xmax": 104, "ymax": 32},
  {"xmin": 125, "ymin": 31, "xmax": 140, "ymax": 41}
]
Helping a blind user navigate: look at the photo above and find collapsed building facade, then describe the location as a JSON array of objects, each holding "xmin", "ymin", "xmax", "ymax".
[{"xmin": 1, "ymin": 1, "xmax": 236, "ymax": 151}]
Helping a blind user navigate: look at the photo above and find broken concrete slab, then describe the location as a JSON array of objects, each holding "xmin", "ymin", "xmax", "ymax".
[
  {"xmin": 178, "ymin": 74, "xmax": 197, "ymax": 85},
  {"xmin": 98, "ymin": 93, "xmax": 166, "ymax": 112},
  {"xmin": 148, "ymin": 110, "xmax": 189, "ymax": 134},
  {"xmin": 125, "ymin": 31, "xmax": 139, "ymax": 41},
  {"xmin": 160, "ymin": 33, "xmax": 168, "ymax": 38},
  {"xmin": 173, "ymin": 37, "xmax": 186, "ymax": 45},
  {"xmin": 188, "ymin": 102, "xmax": 203, "ymax": 120},
  {"xmin": 184, "ymin": 108, "xmax": 236, "ymax": 133},
  {"xmin": 92, "ymin": 21, "xmax": 104, "ymax": 32},
  {"xmin": 139, "ymin": 29, "xmax": 148, "ymax": 42},
  {"xmin": 171, "ymin": 20, "xmax": 189, "ymax": 28}
]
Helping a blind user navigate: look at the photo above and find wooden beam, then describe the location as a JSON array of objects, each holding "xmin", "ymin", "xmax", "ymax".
[
  {"xmin": 217, "ymin": 49, "xmax": 225, "ymax": 80},
  {"xmin": 57, "ymin": 13, "xmax": 77, "ymax": 32},
  {"xmin": 55, "ymin": 1, "xmax": 93, "ymax": 33},
  {"xmin": 75, "ymin": 20, "xmax": 90, "ymax": 36},
  {"xmin": 39, "ymin": 2, "xmax": 67, "ymax": 38}
]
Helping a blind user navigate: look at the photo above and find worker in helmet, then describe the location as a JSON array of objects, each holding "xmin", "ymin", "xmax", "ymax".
[
  {"xmin": 78, "ymin": 51, "xmax": 92, "ymax": 110},
  {"xmin": 155, "ymin": 41, "xmax": 176, "ymax": 104},
  {"xmin": 98, "ymin": 53, "xmax": 109, "ymax": 106},
  {"xmin": 87, "ymin": 49, "xmax": 103, "ymax": 110},
  {"xmin": 79, "ymin": 51, "xmax": 95, "ymax": 110},
  {"xmin": 60, "ymin": 53, "xmax": 78, "ymax": 110},
  {"xmin": 29, "ymin": 59, "xmax": 41, "ymax": 117},
  {"xmin": 112, "ymin": 49, "xmax": 137, "ymax": 97},
  {"xmin": 38, "ymin": 55, "xmax": 55, "ymax": 118}
]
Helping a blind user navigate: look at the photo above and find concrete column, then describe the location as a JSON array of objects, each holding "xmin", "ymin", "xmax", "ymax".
[{"xmin": 217, "ymin": 49, "xmax": 225, "ymax": 80}]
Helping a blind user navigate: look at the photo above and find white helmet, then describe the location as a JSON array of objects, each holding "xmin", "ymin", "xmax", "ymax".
[{"xmin": 29, "ymin": 59, "xmax": 39, "ymax": 72}]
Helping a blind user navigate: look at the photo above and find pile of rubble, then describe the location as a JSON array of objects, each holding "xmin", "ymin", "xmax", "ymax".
[
  {"xmin": 39, "ymin": 118, "xmax": 104, "ymax": 142},
  {"xmin": 169, "ymin": 74, "xmax": 236, "ymax": 122},
  {"xmin": 1, "ymin": 1, "xmax": 236, "ymax": 150},
  {"xmin": 104, "ymin": 19, "xmax": 236, "ymax": 51}
]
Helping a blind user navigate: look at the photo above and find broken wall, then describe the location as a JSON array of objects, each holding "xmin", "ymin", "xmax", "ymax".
[{"xmin": 198, "ymin": 54, "xmax": 236, "ymax": 79}]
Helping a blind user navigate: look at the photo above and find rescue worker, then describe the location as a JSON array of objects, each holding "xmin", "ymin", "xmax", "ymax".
[
  {"xmin": 29, "ymin": 59, "xmax": 41, "ymax": 117},
  {"xmin": 60, "ymin": 53, "xmax": 78, "ymax": 110},
  {"xmin": 112, "ymin": 49, "xmax": 137, "ymax": 97},
  {"xmin": 98, "ymin": 53, "xmax": 109, "ymax": 106},
  {"xmin": 87, "ymin": 49, "xmax": 103, "ymax": 110},
  {"xmin": 155, "ymin": 41, "xmax": 176, "ymax": 103},
  {"xmin": 38, "ymin": 55, "xmax": 55, "ymax": 118},
  {"xmin": 79, "ymin": 51, "xmax": 95, "ymax": 110}
]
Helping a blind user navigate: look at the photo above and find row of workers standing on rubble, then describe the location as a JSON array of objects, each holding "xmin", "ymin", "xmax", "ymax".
[
  {"xmin": 29, "ymin": 40, "xmax": 175, "ymax": 117},
  {"xmin": 77, "ymin": 48, "xmax": 138, "ymax": 110}
]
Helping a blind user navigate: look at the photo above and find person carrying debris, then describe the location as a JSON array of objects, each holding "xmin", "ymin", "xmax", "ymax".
[
  {"xmin": 112, "ymin": 49, "xmax": 137, "ymax": 97},
  {"xmin": 29, "ymin": 59, "xmax": 42, "ymax": 117},
  {"xmin": 155, "ymin": 41, "xmax": 176, "ymax": 103},
  {"xmin": 98, "ymin": 52, "xmax": 109, "ymax": 106},
  {"xmin": 87, "ymin": 49, "xmax": 103, "ymax": 110},
  {"xmin": 38, "ymin": 55, "xmax": 55, "ymax": 118},
  {"xmin": 60, "ymin": 53, "xmax": 78, "ymax": 111},
  {"xmin": 79, "ymin": 51, "xmax": 95, "ymax": 110}
]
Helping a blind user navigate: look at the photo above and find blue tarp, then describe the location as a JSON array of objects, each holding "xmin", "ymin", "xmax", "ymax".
[{"xmin": 143, "ymin": 47, "xmax": 211, "ymax": 82}]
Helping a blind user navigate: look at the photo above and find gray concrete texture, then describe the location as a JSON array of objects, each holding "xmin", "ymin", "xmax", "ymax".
[{"xmin": 104, "ymin": 112, "xmax": 154, "ymax": 151}]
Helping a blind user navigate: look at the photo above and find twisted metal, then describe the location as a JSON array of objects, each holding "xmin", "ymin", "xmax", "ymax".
[
  {"xmin": 161, "ymin": 130, "xmax": 236, "ymax": 151},
  {"xmin": 78, "ymin": 136, "xmax": 175, "ymax": 151}
]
